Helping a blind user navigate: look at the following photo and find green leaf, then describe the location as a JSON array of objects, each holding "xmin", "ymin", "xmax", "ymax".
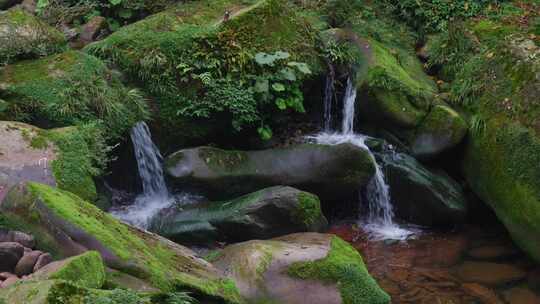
[
  {"xmin": 254, "ymin": 78, "xmax": 269, "ymax": 93},
  {"xmin": 255, "ymin": 52, "xmax": 276, "ymax": 66},
  {"xmin": 279, "ymin": 68, "xmax": 297, "ymax": 81},
  {"xmin": 272, "ymin": 83, "xmax": 286, "ymax": 92},
  {"xmin": 258, "ymin": 125, "xmax": 273, "ymax": 140},
  {"xmin": 109, "ymin": 0, "xmax": 122, "ymax": 5},
  {"xmin": 288, "ymin": 62, "xmax": 312, "ymax": 74},
  {"xmin": 118, "ymin": 8, "xmax": 133, "ymax": 19},
  {"xmin": 274, "ymin": 51, "xmax": 290, "ymax": 60},
  {"xmin": 275, "ymin": 98, "xmax": 287, "ymax": 110}
]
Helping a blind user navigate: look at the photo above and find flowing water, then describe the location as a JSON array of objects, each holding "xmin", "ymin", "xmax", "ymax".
[
  {"xmin": 312, "ymin": 76, "xmax": 415, "ymax": 241},
  {"xmin": 323, "ymin": 64, "xmax": 336, "ymax": 131},
  {"xmin": 111, "ymin": 122, "xmax": 174, "ymax": 229}
]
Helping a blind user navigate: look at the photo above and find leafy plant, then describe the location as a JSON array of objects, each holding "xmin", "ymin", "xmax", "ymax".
[{"xmin": 470, "ymin": 115, "xmax": 486, "ymax": 136}]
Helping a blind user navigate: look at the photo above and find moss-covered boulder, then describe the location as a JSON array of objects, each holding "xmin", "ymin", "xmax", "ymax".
[
  {"xmin": 410, "ymin": 104, "xmax": 467, "ymax": 157},
  {"xmin": 441, "ymin": 14, "xmax": 540, "ymax": 262},
  {"xmin": 211, "ymin": 232, "xmax": 390, "ymax": 304},
  {"xmin": 0, "ymin": 50, "xmax": 147, "ymax": 139},
  {"xmin": 85, "ymin": 0, "xmax": 322, "ymax": 146},
  {"xmin": 165, "ymin": 144, "xmax": 375, "ymax": 201},
  {"xmin": 0, "ymin": 121, "xmax": 102, "ymax": 202},
  {"xmin": 30, "ymin": 251, "xmax": 106, "ymax": 289},
  {"xmin": 0, "ymin": 279, "xmax": 89, "ymax": 304},
  {"xmin": 380, "ymin": 152, "xmax": 467, "ymax": 226},
  {"xmin": 0, "ymin": 182, "xmax": 243, "ymax": 303},
  {"xmin": 0, "ymin": 8, "xmax": 66, "ymax": 65},
  {"xmin": 153, "ymin": 186, "xmax": 328, "ymax": 244}
]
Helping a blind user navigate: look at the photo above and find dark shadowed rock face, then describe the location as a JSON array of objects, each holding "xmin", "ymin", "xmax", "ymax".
[
  {"xmin": 379, "ymin": 152, "xmax": 467, "ymax": 226},
  {"xmin": 153, "ymin": 186, "xmax": 328, "ymax": 244},
  {"xmin": 0, "ymin": 242, "xmax": 24, "ymax": 272},
  {"xmin": 165, "ymin": 143, "xmax": 376, "ymax": 201}
]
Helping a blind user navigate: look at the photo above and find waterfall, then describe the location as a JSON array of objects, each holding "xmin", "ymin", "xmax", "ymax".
[
  {"xmin": 323, "ymin": 64, "xmax": 335, "ymax": 131},
  {"xmin": 111, "ymin": 122, "xmax": 173, "ymax": 229},
  {"xmin": 313, "ymin": 76, "xmax": 415, "ymax": 241}
]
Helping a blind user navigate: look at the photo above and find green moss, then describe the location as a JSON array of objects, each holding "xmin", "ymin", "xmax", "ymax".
[
  {"xmin": 33, "ymin": 251, "xmax": 106, "ymax": 289},
  {"xmin": 0, "ymin": 280, "xmax": 89, "ymax": 304},
  {"xmin": 198, "ymin": 147, "xmax": 249, "ymax": 172},
  {"xmin": 296, "ymin": 192, "xmax": 322, "ymax": 226},
  {"xmin": 0, "ymin": 8, "xmax": 66, "ymax": 64},
  {"xmin": 21, "ymin": 183, "xmax": 243, "ymax": 303},
  {"xmin": 0, "ymin": 50, "xmax": 148, "ymax": 140},
  {"xmin": 287, "ymin": 237, "xmax": 390, "ymax": 304}
]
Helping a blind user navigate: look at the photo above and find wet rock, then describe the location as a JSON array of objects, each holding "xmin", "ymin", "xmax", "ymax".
[
  {"xmin": 455, "ymin": 261, "xmax": 527, "ymax": 286},
  {"xmin": 212, "ymin": 233, "xmax": 390, "ymax": 304},
  {"xmin": 380, "ymin": 152, "xmax": 467, "ymax": 226},
  {"xmin": 462, "ymin": 283, "xmax": 504, "ymax": 304},
  {"xmin": 154, "ymin": 186, "xmax": 328, "ymax": 244},
  {"xmin": 20, "ymin": 0, "xmax": 35, "ymax": 13},
  {"xmin": 0, "ymin": 242, "xmax": 24, "ymax": 272},
  {"xmin": 504, "ymin": 287, "xmax": 540, "ymax": 304},
  {"xmin": 79, "ymin": 16, "xmax": 106, "ymax": 44},
  {"xmin": 468, "ymin": 245, "xmax": 520, "ymax": 260},
  {"xmin": 0, "ymin": 272, "xmax": 16, "ymax": 280},
  {"xmin": 10, "ymin": 231, "xmax": 35, "ymax": 248},
  {"xmin": 33, "ymin": 252, "xmax": 52, "ymax": 272},
  {"xmin": 165, "ymin": 144, "xmax": 375, "ymax": 201},
  {"xmin": 14, "ymin": 250, "xmax": 42, "ymax": 276}
]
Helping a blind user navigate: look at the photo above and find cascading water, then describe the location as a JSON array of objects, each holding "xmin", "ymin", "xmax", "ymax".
[
  {"xmin": 323, "ymin": 64, "xmax": 336, "ymax": 131},
  {"xmin": 111, "ymin": 122, "xmax": 173, "ymax": 229},
  {"xmin": 312, "ymin": 76, "xmax": 415, "ymax": 241}
]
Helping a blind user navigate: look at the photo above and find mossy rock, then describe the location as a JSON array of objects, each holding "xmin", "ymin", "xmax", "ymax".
[
  {"xmin": 153, "ymin": 186, "xmax": 328, "ymax": 244},
  {"xmin": 0, "ymin": 121, "xmax": 98, "ymax": 202},
  {"xmin": 212, "ymin": 233, "xmax": 390, "ymax": 304},
  {"xmin": 410, "ymin": 104, "xmax": 468, "ymax": 158},
  {"xmin": 85, "ymin": 0, "xmax": 322, "ymax": 145},
  {"xmin": 165, "ymin": 144, "xmax": 375, "ymax": 201},
  {"xmin": 0, "ymin": 7, "xmax": 66, "ymax": 65},
  {"xmin": 0, "ymin": 50, "xmax": 148, "ymax": 140},
  {"xmin": 30, "ymin": 251, "xmax": 106, "ymax": 289},
  {"xmin": 0, "ymin": 279, "xmax": 89, "ymax": 304},
  {"xmin": 0, "ymin": 182, "xmax": 244, "ymax": 303}
]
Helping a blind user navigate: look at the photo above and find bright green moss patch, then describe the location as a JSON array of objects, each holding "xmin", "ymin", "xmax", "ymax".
[
  {"xmin": 32, "ymin": 251, "xmax": 106, "ymax": 289},
  {"xmin": 288, "ymin": 236, "xmax": 390, "ymax": 304},
  {"xmin": 0, "ymin": 8, "xmax": 66, "ymax": 65},
  {"xmin": 0, "ymin": 51, "xmax": 148, "ymax": 140},
  {"xmin": 0, "ymin": 280, "xmax": 89, "ymax": 304},
  {"xmin": 296, "ymin": 192, "xmax": 322, "ymax": 227},
  {"xmin": 23, "ymin": 183, "xmax": 243, "ymax": 303}
]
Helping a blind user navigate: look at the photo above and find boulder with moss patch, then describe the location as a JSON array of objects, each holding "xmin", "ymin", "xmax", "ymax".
[
  {"xmin": 0, "ymin": 279, "xmax": 89, "ymax": 304},
  {"xmin": 211, "ymin": 232, "xmax": 390, "ymax": 304},
  {"xmin": 0, "ymin": 50, "xmax": 147, "ymax": 140},
  {"xmin": 165, "ymin": 144, "xmax": 375, "ymax": 201},
  {"xmin": 0, "ymin": 182, "xmax": 244, "ymax": 303},
  {"xmin": 0, "ymin": 121, "xmax": 102, "ymax": 202},
  {"xmin": 153, "ymin": 186, "xmax": 328, "ymax": 244},
  {"xmin": 0, "ymin": 7, "xmax": 66, "ymax": 64},
  {"xmin": 29, "ymin": 251, "xmax": 106, "ymax": 289}
]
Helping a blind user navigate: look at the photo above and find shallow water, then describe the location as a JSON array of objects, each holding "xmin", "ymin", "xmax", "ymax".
[{"xmin": 329, "ymin": 223, "xmax": 540, "ymax": 304}]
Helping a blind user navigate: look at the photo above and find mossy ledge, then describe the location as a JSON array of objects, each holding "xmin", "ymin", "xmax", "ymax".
[
  {"xmin": 0, "ymin": 182, "xmax": 244, "ymax": 303},
  {"xmin": 287, "ymin": 236, "xmax": 390, "ymax": 304}
]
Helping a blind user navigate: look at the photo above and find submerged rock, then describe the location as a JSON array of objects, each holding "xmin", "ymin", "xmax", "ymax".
[
  {"xmin": 0, "ymin": 7, "xmax": 66, "ymax": 64},
  {"xmin": 165, "ymin": 144, "xmax": 375, "ymax": 201},
  {"xmin": 0, "ymin": 182, "xmax": 243, "ymax": 302},
  {"xmin": 455, "ymin": 261, "xmax": 527, "ymax": 286},
  {"xmin": 380, "ymin": 152, "xmax": 467, "ymax": 226},
  {"xmin": 153, "ymin": 186, "xmax": 328, "ymax": 244},
  {"xmin": 211, "ymin": 232, "xmax": 390, "ymax": 304}
]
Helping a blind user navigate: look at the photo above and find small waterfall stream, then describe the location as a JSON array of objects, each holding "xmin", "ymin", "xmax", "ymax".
[
  {"xmin": 313, "ymin": 76, "xmax": 415, "ymax": 241},
  {"xmin": 111, "ymin": 122, "xmax": 173, "ymax": 229}
]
